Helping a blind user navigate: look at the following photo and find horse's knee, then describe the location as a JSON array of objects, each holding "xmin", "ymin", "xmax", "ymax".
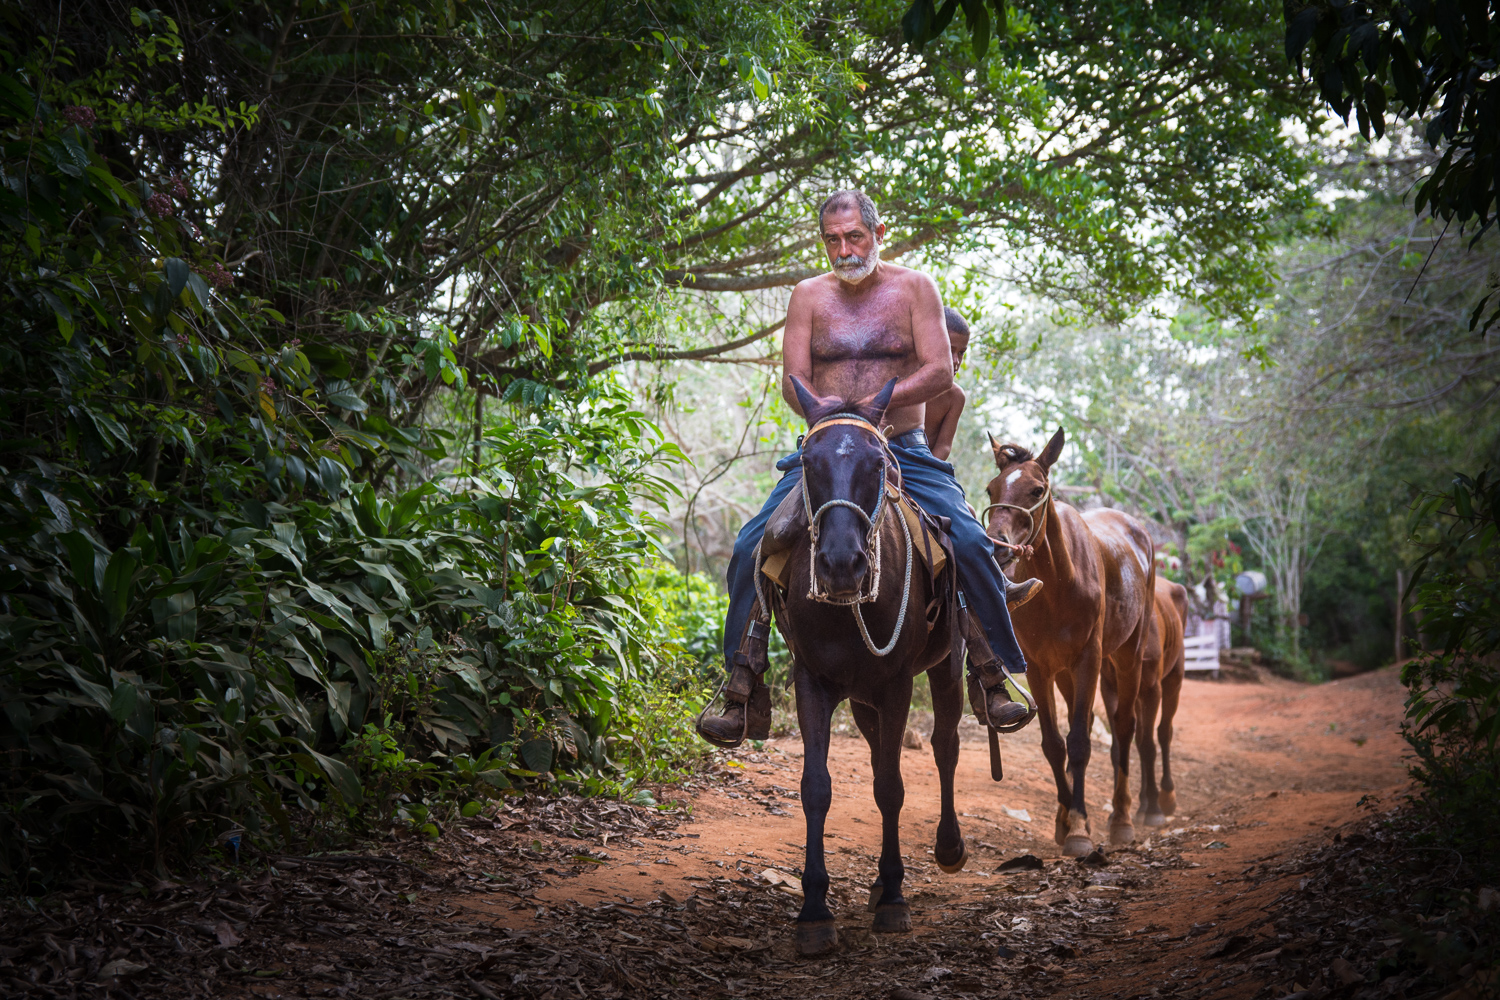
[{"xmin": 801, "ymin": 774, "xmax": 832, "ymax": 815}]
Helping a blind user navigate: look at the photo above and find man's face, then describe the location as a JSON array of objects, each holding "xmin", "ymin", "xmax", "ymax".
[
  {"xmin": 821, "ymin": 205, "xmax": 884, "ymax": 284},
  {"xmin": 948, "ymin": 333, "xmax": 969, "ymax": 374}
]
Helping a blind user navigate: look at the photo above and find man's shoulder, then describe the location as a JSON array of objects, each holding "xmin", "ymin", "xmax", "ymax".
[
  {"xmin": 878, "ymin": 261, "xmax": 939, "ymax": 291},
  {"xmin": 791, "ymin": 271, "xmax": 841, "ymax": 302}
]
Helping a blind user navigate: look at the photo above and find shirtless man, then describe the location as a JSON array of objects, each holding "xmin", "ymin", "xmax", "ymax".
[
  {"xmin": 698, "ymin": 190, "xmax": 1039, "ymax": 747},
  {"xmin": 923, "ymin": 307, "xmax": 970, "ymax": 462}
]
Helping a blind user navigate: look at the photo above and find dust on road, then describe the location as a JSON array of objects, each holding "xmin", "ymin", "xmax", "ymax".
[
  {"xmin": 461, "ymin": 666, "xmax": 1409, "ymax": 999},
  {"xmin": 2, "ymin": 668, "xmax": 1409, "ymax": 1000}
]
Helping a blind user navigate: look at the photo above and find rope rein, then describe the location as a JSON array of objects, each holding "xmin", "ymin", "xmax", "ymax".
[{"xmin": 798, "ymin": 413, "xmax": 914, "ymax": 657}]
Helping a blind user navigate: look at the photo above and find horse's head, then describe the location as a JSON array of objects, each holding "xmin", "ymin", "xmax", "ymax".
[
  {"xmin": 791, "ymin": 375, "xmax": 897, "ymax": 601},
  {"xmin": 983, "ymin": 426, "xmax": 1064, "ymax": 567}
]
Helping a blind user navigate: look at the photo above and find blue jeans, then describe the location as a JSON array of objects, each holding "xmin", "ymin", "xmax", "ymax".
[{"xmin": 722, "ymin": 438, "xmax": 1027, "ymax": 673}]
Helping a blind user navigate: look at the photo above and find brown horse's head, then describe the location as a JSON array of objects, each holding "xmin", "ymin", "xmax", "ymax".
[
  {"xmin": 790, "ymin": 375, "xmax": 897, "ymax": 600},
  {"xmin": 983, "ymin": 427, "xmax": 1065, "ymax": 565}
]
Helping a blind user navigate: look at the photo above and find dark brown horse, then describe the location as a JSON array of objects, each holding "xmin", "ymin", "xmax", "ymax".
[
  {"xmin": 1124, "ymin": 575, "xmax": 1187, "ymax": 827},
  {"xmin": 982, "ymin": 429, "xmax": 1156, "ymax": 855},
  {"xmin": 774, "ymin": 377, "xmax": 967, "ymax": 957}
]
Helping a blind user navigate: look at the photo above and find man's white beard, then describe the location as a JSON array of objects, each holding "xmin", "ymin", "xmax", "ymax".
[{"xmin": 833, "ymin": 246, "xmax": 879, "ymax": 284}]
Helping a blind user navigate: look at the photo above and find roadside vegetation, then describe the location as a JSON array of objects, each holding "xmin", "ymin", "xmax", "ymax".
[{"xmin": 2, "ymin": 9, "xmax": 1498, "ymax": 965}]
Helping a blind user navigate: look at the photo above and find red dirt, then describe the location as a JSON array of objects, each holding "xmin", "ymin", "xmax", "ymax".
[{"xmin": 467, "ymin": 666, "xmax": 1410, "ymax": 997}]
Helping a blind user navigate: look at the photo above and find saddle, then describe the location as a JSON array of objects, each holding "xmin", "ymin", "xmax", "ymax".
[{"xmin": 759, "ymin": 479, "xmax": 954, "ymax": 637}]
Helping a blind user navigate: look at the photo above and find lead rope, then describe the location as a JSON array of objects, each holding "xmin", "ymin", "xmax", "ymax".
[{"xmin": 851, "ymin": 491, "xmax": 913, "ymax": 657}]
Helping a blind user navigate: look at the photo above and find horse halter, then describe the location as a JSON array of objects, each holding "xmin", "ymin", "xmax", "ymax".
[
  {"xmin": 979, "ymin": 479, "xmax": 1052, "ymax": 562},
  {"xmin": 800, "ymin": 414, "xmax": 895, "ymax": 604},
  {"xmin": 798, "ymin": 412, "xmax": 914, "ymax": 656}
]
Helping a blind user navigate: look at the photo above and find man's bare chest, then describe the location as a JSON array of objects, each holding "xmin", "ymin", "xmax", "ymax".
[{"xmin": 808, "ymin": 294, "xmax": 913, "ymax": 363}]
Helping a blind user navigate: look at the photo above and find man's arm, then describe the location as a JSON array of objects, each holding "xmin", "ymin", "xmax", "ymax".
[
  {"xmin": 927, "ymin": 385, "xmax": 966, "ymax": 461},
  {"xmin": 781, "ymin": 280, "xmax": 815, "ymax": 415},
  {"xmin": 860, "ymin": 272, "xmax": 953, "ymax": 409}
]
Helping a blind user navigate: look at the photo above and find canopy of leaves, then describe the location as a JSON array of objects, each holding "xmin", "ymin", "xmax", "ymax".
[{"xmin": 1284, "ymin": 0, "xmax": 1500, "ymax": 328}]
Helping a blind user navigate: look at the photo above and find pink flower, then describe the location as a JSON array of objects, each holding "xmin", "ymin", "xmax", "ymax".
[
  {"xmin": 145, "ymin": 191, "xmax": 175, "ymax": 217},
  {"xmin": 202, "ymin": 261, "xmax": 233, "ymax": 288},
  {"xmin": 176, "ymin": 332, "xmax": 191, "ymax": 346},
  {"xmin": 168, "ymin": 175, "xmax": 190, "ymax": 200},
  {"xmin": 60, "ymin": 105, "xmax": 96, "ymax": 128},
  {"xmin": 260, "ymin": 377, "xmax": 276, "ymax": 395}
]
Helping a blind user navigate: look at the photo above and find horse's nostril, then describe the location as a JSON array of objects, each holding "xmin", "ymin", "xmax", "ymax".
[{"xmin": 816, "ymin": 548, "xmax": 867, "ymax": 586}]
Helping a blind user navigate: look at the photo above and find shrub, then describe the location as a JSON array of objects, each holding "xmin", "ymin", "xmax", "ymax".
[{"xmin": 1401, "ymin": 469, "xmax": 1500, "ymax": 878}]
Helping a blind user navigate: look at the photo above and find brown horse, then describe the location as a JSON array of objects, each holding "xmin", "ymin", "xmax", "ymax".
[
  {"xmin": 982, "ymin": 429, "xmax": 1156, "ymax": 855},
  {"xmin": 1114, "ymin": 575, "xmax": 1187, "ymax": 828},
  {"xmin": 773, "ymin": 377, "xmax": 969, "ymax": 957}
]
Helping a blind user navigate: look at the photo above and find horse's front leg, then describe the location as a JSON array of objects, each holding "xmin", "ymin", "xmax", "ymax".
[
  {"xmin": 794, "ymin": 664, "xmax": 840, "ymax": 957},
  {"xmin": 850, "ymin": 702, "xmax": 886, "ymax": 913},
  {"xmin": 927, "ymin": 664, "xmax": 967, "ymax": 873},
  {"xmin": 1061, "ymin": 646, "xmax": 1101, "ymax": 857},
  {"xmin": 871, "ymin": 679, "xmax": 915, "ymax": 933}
]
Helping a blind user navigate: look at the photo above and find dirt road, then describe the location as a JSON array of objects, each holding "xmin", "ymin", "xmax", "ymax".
[
  {"xmin": 466, "ymin": 666, "xmax": 1410, "ymax": 999},
  {"xmin": 3, "ymin": 667, "xmax": 1410, "ymax": 999}
]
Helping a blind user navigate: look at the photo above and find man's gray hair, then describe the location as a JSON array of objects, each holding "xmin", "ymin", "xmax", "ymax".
[{"xmin": 818, "ymin": 189, "xmax": 881, "ymax": 234}]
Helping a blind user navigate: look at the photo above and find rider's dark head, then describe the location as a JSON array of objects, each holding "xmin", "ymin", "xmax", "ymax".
[
  {"xmin": 791, "ymin": 375, "xmax": 897, "ymax": 598},
  {"xmin": 943, "ymin": 306, "xmax": 970, "ymax": 374},
  {"xmin": 818, "ymin": 190, "xmax": 885, "ymax": 285}
]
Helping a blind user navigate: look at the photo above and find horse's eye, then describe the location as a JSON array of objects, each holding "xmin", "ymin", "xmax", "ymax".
[{"xmin": 1031, "ymin": 487, "xmax": 1044, "ymax": 497}]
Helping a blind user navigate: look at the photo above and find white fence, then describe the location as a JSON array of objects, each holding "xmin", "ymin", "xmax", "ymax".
[{"xmin": 1183, "ymin": 633, "xmax": 1220, "ymax": 677}]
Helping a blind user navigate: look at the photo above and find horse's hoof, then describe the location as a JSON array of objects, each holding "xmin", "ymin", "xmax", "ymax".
[
  {"xmin": 1159, "ymin": 790, "xmax": 1177, "ymax": 815},
  {"xmin": 872, "ymin": 903, "xmax": 912, "ymax": 934},
  {"xmin": 1109, "ymin": 822, "xmax": 1136, "ymax": 846},
  {"xmin": 1141, "ymin": 810, "xmax": 1168, "ymax": 828},
  {"xmin": 1062, "ymin": 834, "xmax": 1094, "ymax": 857},
  {"xmin": 867, "ymin": 882, "xmax": 882, "ymax": 913},
  {"xmin": 935, "ymin": 842, "xmax": 968, "ymax": 874},
  {"xmin": 795, "ymin": 919, "xmax": 838, "ymax": 957}
]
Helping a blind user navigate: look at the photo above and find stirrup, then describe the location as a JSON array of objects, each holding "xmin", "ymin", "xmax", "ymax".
[
  {"xmin": 695, "ymin": 673, "xmax": 750, "ymax": 749},
  {"xmin": 969, "ymin": 661, "xmax": 1038, "ymax": 734},
  {"xmin": 695, "ymin": 620, "xmax": 772, "ymax": 749}
]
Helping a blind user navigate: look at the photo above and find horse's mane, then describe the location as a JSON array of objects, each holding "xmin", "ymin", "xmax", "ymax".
[{"xmin": 995, "ymin": 443, "xmax": 1033, "ymax": 464}]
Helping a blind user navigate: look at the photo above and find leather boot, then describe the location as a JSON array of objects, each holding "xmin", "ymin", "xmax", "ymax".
[
  {"xmin": 1004, "ymin": 575, "xmax": 1043, "ymax": 609},
  {"xmin": 696, "ymin": 619, "xmax": 772, "ymax": 747},
  {"xmin": 964, "ymin": 615, "xmax": 1032, "ymax": 730}
]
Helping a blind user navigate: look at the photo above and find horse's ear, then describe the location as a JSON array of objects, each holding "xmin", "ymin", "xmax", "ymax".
[
  {"xmin": 1038, "ymin": 426, "xmax": 1066, "ymax": 471},
  {"xmin": 860, "ymin": 378, "xmax": 898, "ymax": 426},
  {"xmin": 988, "ymin": 431, "xmax": 1005, "ymax": 467},
  {"xmin": 790, "ymin": 375, "xmax": 841, "ymax": 425}
]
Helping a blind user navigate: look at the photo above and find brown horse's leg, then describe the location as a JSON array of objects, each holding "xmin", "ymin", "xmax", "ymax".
[
  {"xmin": 1060, "ymin": 648, "xmax": 1100, "ymax": 857},
  {"xmin": 1029, "ymin": 668, "xmax": 1075, "ymax": 849},
  {"xmin": 927, "ymin": 665, "xmax": 966, "ymax": 874},
  {"xmin": 870, "ymin": 680, "xmax": 914, "ymax": 934},
  {"xmin": 1107, "ymin": 653, "xmax": 1141, "ymax": 847},
  {"xmin": 850, "ymin": 702, "xmax": 886, "ymax": 912},
  {"xmin": 1134, "ymin": 667, "xmax": 1164, "ymax": 827},
  {"xmin": 793, "ymin": 664, "xmax": 840, "ymax": 957},
  {"xmin": 1158, "ymin": 663, "xmax": 1184, "ymax": 816},
  {"xmin": 1134, "ymin": 657, "xmax": 1164, "ymax": 827}
]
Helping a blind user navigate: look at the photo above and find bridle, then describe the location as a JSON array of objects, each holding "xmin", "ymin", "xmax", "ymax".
[
  {"xmin": 799, "ymin": 413, "xmax": 913, "ymax": 657},
  {"xmin": 978, "ymin": 479, "xmax": 1051, "ymax": 563}
]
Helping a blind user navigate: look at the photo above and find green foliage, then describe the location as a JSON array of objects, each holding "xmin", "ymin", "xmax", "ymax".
[
  {"xmin": 0, "ymin": 28, "xmax": 709, "ymax": 886},
  {"xmin": 1284, "ymin": 2, "xmax": 1500, "ymax": 331},
  {"xmin": 1401, "ymin": 469, "xmax": 1500, "ymax": 866}
]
